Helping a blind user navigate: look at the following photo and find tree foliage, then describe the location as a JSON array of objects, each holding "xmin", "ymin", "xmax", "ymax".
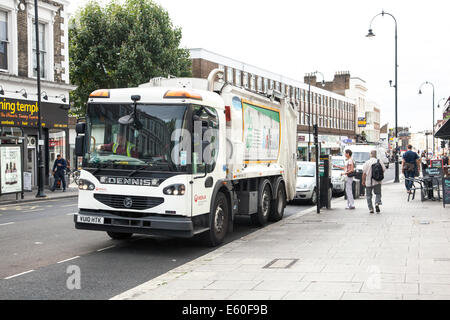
[{"xmin": 69, "ymin": 0, "xmax": 192, "ymax": 116}]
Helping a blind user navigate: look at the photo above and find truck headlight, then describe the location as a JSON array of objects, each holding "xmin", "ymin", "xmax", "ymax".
[
  {"xmin": 163, "ymin": 184, "xmax": 185, "ymax": 196},
  {"xmin": 78, "ymin": 179, "xmax": 95, "ymax": 191}
]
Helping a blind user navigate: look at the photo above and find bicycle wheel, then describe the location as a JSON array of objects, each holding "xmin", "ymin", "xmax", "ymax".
[{"xmin": 73, "ymin": 170, "xmax": 81, "ymax": 185}]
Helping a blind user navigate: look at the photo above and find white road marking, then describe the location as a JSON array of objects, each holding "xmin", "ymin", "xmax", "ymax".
[
  {"xmin": 0, "ymin": 222, "xmax": 15, "ymax": 226},
  {"xmin": 97, "ymin": 245, "xmax": 116, "ymax": 252},
  {"xmin": 22, "ymin": 209, "xmax": 44, "ymax": 213},
  {"xmin": 62, "ymin": 204, "xmax": 77, "ymax": 207},
  {"xmin": 4, "ymin": 270, "xmax": 34, "ymax": 280},
  {"xmin": 57, "ymin": 256, "xmax": 80, "ymax": 264},
  {"xmin": 66, "ymin": 212, "xmax": 76, "ymax": 216}
]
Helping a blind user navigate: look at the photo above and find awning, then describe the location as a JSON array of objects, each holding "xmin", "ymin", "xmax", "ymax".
[{"xmin": 435, "ymin": 120, "xmax": 450, "ymax": 139}]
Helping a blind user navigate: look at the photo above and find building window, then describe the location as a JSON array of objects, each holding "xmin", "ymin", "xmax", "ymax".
[
  {"xmin": 263, "ymin": 78, "xmax": 268, "ymax": 92},
  {"xmin": 257, "ymin": 76, "xmax": 262, "ymax": 92},
  {"xmin": 250, "ymin": 75, "xmax": 255, "ymax": 91},
  {"xmin": 243, "ymin": 72, "xmax": 248, "ymax": 88},
  {"xmin": 32, "ymin": 21, "xmax": 46, "ymax": 78},
  {"xmin": 226, "ymin": 67, "xmax": 233, "ymax": 84},
  {"xmin": 276, "ymin": 82, "xmax": 281, "ymax": 92},
  {"xmin": 0, "ymin": 10, "xmax": 8, "ymax": 70},
  {"xmin": 235, "ymin": 69, "xmax": 241, "ymax": 86}
]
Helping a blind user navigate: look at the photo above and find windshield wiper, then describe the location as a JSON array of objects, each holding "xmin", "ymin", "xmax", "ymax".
[{"xmin": 128, "ymin": 165, "xmax": 150, "ymax": 177}]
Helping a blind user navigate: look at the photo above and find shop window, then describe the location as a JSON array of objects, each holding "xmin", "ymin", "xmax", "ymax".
[
  {"xmin": 0, "ymin": 126, "xmax": 23, "ymax": 144},
  {"xmin": 32, "ymin": 21, "xmax": 46, "ymax": 79},
  {"xmin": 0, "ymin": 10, "xmax": 8, "ymax": 71},
  {"xmin": 49, "ymin": 130, "xmax": 66, "ymax": 169}
]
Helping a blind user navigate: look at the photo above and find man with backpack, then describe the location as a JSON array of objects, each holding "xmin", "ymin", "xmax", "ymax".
[{"xmin": 362, "ymin": 150, "xmax": 386, "ymax": 214}]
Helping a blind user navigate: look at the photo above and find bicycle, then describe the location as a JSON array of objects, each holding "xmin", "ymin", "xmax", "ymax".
[{"xmin": 67, "ymin": 168, "xmax": 81, "ymax": 186}]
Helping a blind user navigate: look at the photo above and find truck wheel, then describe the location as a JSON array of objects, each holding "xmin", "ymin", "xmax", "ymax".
[
  {"xmin": 106, "ymin": 231, "xmax": 133, "ymax": 240},
  {"xmin": 269, "ymin": 182, "xmax": 286, "ymax": 222},
  {"xmin": 251, "ymin": 181, "xmax": 272, "ymax": 226},
  {"xmin": 202, "ymin": 192, "xmax": 229, "ymax": 247}
]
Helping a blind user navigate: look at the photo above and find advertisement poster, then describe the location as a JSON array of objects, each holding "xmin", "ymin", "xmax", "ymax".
[
  {"xmin": 242, "ymin": 101, "xmax": 280, "ymax": 162},
  {"xmin": 0, "ymin": 146, "xmax": 22, "ymax": 194}
]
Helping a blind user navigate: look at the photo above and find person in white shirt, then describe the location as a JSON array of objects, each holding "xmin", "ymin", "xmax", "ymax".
[{"xmin": 362, "ymin": 150, "xmax": 386, "ymax": 214}]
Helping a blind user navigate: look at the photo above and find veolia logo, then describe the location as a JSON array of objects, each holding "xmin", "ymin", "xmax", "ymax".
[{"xmin": 194, "ymin": 194, "xmax": 207, "ymax": 203}]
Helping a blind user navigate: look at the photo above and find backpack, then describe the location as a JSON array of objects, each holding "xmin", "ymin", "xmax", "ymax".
[{"xmin": 371, "ymin": 159, "xmax": 384, "ymax": 182}]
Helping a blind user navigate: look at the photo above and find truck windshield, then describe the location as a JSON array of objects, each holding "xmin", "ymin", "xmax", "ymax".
[
  {"xmin": 352, "ymin": 152, "xmax": 370, "ymax": 164},
  {"xmin": 84, "ymin": 103, "xmax": 189, "ymax": 172}
]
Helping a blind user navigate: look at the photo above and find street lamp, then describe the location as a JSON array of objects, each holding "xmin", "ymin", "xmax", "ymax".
[
  {"xmin": 366, "ymin": 10, "xmax": 400, "ymax": 183},
  {"xmin": 305, "ymin": 71, "xmax": 325, "ymax": 161},
  {"xmin": 418, "ymin": 81, "xmax": 435, "ymax": 156},
  {"xmin": 34, "ymin": 0, "xmax": 46, "ymax": 198}
]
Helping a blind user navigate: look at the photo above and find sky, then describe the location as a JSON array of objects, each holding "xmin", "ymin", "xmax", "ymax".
[{"xmin": 68, "ymin": 0, "xmax": 450, "ymax": 132}]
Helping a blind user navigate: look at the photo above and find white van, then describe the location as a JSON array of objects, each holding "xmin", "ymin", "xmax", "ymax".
[{"xmin": 344, "ymin": 145, "xmax": 389, "ymax": 172}]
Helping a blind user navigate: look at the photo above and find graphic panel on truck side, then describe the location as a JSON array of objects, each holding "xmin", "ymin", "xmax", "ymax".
[{"xmin": 242, "ymin": 100, "xmax": 280, "ymax": 163}]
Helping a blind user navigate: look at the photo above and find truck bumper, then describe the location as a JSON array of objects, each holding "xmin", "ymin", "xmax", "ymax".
[{"xmin": 74, "ymin": 209, "xmax": 202, "ymax": 238}]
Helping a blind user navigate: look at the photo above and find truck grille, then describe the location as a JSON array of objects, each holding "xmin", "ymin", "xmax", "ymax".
[{"xmin": 94, "ymin": 194, "xmax": 164, "ymax": 210}]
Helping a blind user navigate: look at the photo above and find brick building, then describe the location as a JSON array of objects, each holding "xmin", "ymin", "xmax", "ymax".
[
  {"xmin": 190, "ymin": 48, "xmax": 357, "ymax": 159},
  {"xmin": 0, "ymin": 0, "xmax": 75, "ymax": 190}
]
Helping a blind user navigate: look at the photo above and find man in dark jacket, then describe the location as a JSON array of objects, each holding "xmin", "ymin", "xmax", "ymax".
[
  {"xmin": 402, "ymin": 145, "xmax": 420, "ymax": 193},
  {"xmin": 51, "ymin": 154, "xmax": 67, "ymax": 192}
]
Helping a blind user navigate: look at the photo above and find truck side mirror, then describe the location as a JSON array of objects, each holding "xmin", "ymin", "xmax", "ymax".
[
  {"xmin": 76, "ymin": 122, "xmax": 86, "ymax": 134},
  {"xmin": 75, "ymin": 136, "xmax": 85, "ymax": 156}
]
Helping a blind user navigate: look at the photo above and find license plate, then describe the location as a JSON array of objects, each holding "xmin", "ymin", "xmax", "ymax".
[{"xmin": 77, "ymin": 215, "xmax": 104, "ymax": 225}]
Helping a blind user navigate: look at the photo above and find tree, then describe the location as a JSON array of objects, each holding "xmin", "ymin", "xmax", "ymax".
[{"xmin": 69, "ymin": 0, "xmax": 192, "ymax": 116}]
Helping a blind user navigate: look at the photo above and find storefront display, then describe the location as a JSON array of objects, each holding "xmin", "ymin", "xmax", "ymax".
[{"xmin": 0, "ymin": 145, "xmax": 23, "ymax": 194}]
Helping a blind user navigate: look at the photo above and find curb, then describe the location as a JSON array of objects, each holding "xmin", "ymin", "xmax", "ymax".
[{"xmin": 0, "ymin": 193, "xmax": 78, "ymax": 206}]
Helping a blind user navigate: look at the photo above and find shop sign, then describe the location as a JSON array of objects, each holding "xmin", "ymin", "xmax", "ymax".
[
  {"xmin": 0, "ymin": 98, "xmax": 68, "ymax": 129},
  {"xmin": 358, "ymin": 117, "xmax": 366, "ymax": 127},
  {"xmin": 0, "ymin": 145, "xmax": 23, "ymax": 195},
  {"xmin": 298, "ymin": 135, "xmax": 306, "ymax": 142}
]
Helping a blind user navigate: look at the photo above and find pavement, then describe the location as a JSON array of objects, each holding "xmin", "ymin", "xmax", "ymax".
[
  {"xmin": 0, "ymin": 183, "xmax": 78, "ymax": 205},
  {"xmin": 112, "ymin": 179, "xmax": 450, "ymax": 300}
]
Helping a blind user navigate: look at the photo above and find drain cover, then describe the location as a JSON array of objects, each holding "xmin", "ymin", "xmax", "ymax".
[
  {"xmin": 263, "ymin": 258, "xmax": 298, "ymax": 269},
  {"xmin": 434, "ymin": 258, "xmax": 450, "ymax": 262}
]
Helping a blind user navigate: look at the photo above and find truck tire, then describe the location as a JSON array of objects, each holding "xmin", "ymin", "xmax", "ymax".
[
  {"xmin": 106, "ymin": 231, "xmax": 133, "ymax": 240},
  {"xmin": 202, "ymin": 192, "xmax": 229, "ymax": 247},
  {"xmin": 269, "ymin": 182, "xmax": 286, "ymax": 222},
  {"xmin": 251, "ymin": 180, "xmax": 272, "ymax": 226}
]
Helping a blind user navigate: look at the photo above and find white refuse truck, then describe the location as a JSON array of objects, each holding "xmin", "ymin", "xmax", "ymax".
[{"xmin": 74, "ymin": 69, "xmax": 297, "ymax": 246}]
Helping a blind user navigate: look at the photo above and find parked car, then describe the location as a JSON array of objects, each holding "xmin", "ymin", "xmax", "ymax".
[
  {"xmin": 331, "ymin": 156, "xmax": 346, "ymax": 196},
  {"xmin": 294, "ymin": 161, "xmax": 317, "ymax": 204}
]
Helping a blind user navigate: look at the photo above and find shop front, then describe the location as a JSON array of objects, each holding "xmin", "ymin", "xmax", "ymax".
[{"xmin": 0, "ymin": 97, "xmax": 69, "ymax": 188}]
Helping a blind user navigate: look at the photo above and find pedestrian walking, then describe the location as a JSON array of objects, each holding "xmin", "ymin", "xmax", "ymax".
[
  {"xmin": 342, "ymin": 149, "xmax": 356, "ymax": 210},
  {"xmin": 51, "ymin": 154, "xmax": 67, "ymax": 192},
  {"xmin": 362, "ymin": 150, "xmax": 385, "ymax": 214},
  {"xmin": 402, "ymin": 144, "xmax": 421, "ymax": 193}
]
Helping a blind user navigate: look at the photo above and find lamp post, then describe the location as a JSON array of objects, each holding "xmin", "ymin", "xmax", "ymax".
[
  {"xmin": 306, "ymin": 71, "xmax": 325, "ymax": 161},
  {"xmin": 34, "ymin": 0, "xmax": 46, "ymax": 198},
  {"xmin": 366, "ymin": 10, "xmax": 399, "ymax": 183},
  {"xmin": 418, "ymin": 81, "xmax": 436, "ymax": 156}
]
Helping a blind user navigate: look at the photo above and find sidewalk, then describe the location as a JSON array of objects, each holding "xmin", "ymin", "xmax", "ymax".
[
  {"xmin": 112, "ymin": 180, "xmax": 450, "ymax": 300},
  {"xmin": 0, "ymin": 183, "xmax": 78, "ymax": 205}
]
